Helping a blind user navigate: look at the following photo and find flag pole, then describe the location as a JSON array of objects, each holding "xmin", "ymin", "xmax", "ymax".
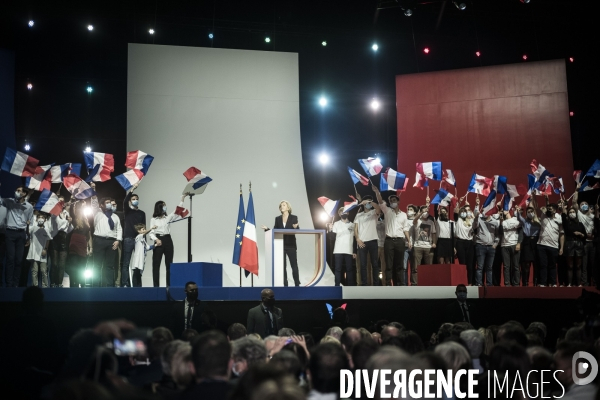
[
  {"xmin": 239, "ymin": 183, "xmax": 243, "ymax": 288},
  {"xmin": 188, "ymin": 192, "xmax": 194, "ymax": 263},
  {"xmin": 249, "ymin": 180, "xmax": 254, "ymax": 288}
]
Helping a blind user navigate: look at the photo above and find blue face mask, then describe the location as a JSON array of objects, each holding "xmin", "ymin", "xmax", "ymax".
[
  {"xmin": 131, "ymin": 200, "xmax": 139, "ymax": 207},
  {"xmin": 457, "ymin": 292, "xmax": 467, "ymax": 301},
  {"xmin": 581, "ymin": 204, "xmax": 589, "ymax": 212},
  {"xmin": 365, "ymin": 203, "xmax": 373, "ymax": 210},
  {"xmin": 162, "ymin": 206, "xmax": 167, "ymax": 213}
]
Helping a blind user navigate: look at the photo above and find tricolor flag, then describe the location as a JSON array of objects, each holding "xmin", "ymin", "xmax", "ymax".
[
  {"xmin": 468, "ymin": 173, "xmax": 493, "ymax": 196},
  {"xmin": 380, "ymin": 168, "xmax": 406, "ymax": 191},
  {"xmin": 431, "ymin": 188, "xmax": 454, "ymax": 207},
  {"xmin": 416, "ymin": 162, "xmax": 442, "ymax": 181},
  {"xmin": 348, "ymin": 167, "xmax": 369, "ymax": 186},
  {"xmin": 586, "ymin": 159, "xmax": 600, "ymax": 178},
  {"xmin": 358, "ymin": 157, "xmax": 383, "ymax": 177},
  {"xmin": 1, "ymin": 148, "xmax": 39, "ymax": 177},
  {"xmin": 63, "ymin": 174, "xmax": 96, "ymax": 199},
  {"xmin": 493, "ymin": 175, "xmax": 508, "ymax": 195},
  {"xmin": 573, "ymin": 170, "xmax": 582, "ymax": 183},
  {"xmin": 413, "ymin": 171, "xmax": 429, "ymax": 189},
  {"xmin": 35, "ymin": 189, "xmax": 64, "ymax": 216},
  {"xmin": 318, "ymin": 197, "xmax": 339, "ymax": 217},
  {"xmin": 125, "ymin": 150, "xmax": 154, "ymax": 175},
  {"xmin": 579, "ymin": 182, "xmax": 600, "ymax": 192},
  {"xmin": 232, "ymin": 191, "xmax": 245, "ymax": 268},
  {"xmin": 115, "ymin": 169, "xmax": 144, "ymax": 191},
  {"xmin": 239, "ymin": 192, "xmax": 258, "ymax": 276},
  {"xmin": 84, "ymin": 152, "xmax": 115, "ymax": 182},
  {"xmin": 183, "ymin": 166, "xmax": 213, "ymax": 190},
  {"xmin": 343, "ymin": 195, "xmax": 359, "ymax": 213},
  {"xmin": 482, "ymin": 190, "xmax": 497, "ymax": 216},
  {"xmin": 443, "ymin": 169, "xmax": 456, "ymax": 186},
  {"xmin": 396, "ymin": 178, "xmax": 409, "ymax": 193},
  {"xmin": 50, "ymin": 163, "xmax": 82, "ymax": 183},
  {"xmin": 504, "ymin": 184, "xmax": 527, "ymax": 211},
  {"xmin": 174, "ymin": 206, "xmax": 189, "ymax": 218},
  {"xmin": 25, "ymin": 164, "xmax": 53, "ymax": 191},
  {"xmin": 518, "ymin": 193, "xmax": 531, "ymax": 209},
  {"xmin": 530, "ymin": 159, "xmax": 551, "ymax": 189},
  {"xmin": 547, "ymin": 176, "xmax": 564, "ymax": 194}
]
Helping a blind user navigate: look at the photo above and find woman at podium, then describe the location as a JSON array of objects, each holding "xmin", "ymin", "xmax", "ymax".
[{"xmin": 262, "ymin": 200, "xmax": 301, "ymax": 287}]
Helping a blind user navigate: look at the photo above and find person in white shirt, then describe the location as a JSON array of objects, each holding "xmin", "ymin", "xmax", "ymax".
[
  {"xmin": 27, "ymin": 213, "xmax": 55, "ymax": 287},
  {"xmin": 404, "ymin": 204, "xmax": 418, "ymax": 286},
  {"xmin": 129, "ymin": 223, "xmax": 156, "ymax": 287},
  {"xmin": 572, "ymin": 188, "xmax": 595, "ymax": 286},
  {"xmin": 49, "ymin": 194, "xmax": 73, "ymax": 287},
  {"xmin": 472, "ymin": 199, "xmax": 500, "ymax": 287},
  {"xmin": 91, "ymin": 186, "xmax": 123, "ymax": 287},
  {"xmin": 435, "ymin": 206, "xmax": 454, "ymax": 264},
  {"xmin": 454, "ymin": 199, "xmax": 475, "ymax": 285},
  {"xmin": 327, "ymin": 207, "xmax": 356, "ymax": 286},
  {"xmin": 500, "ymin": 210, "xmax": 521, "ymax": 286},
  {"xmin": 412, "ymin": 203, "xmax": 437, "ymax": 285},
  {"xmin": 149, "ymin": 194, "xmax": 189, "ymax": 287},
  {"xmin": 354, "ymin": 196, "xmax": 382, "ymax": 286},
  {"xmin": 373, "ymin": 186, "xmax": 410, "ymax": 286},
  {"xmin": 534, "ymin": 196, "xmax": 564, "ymax": 287}
]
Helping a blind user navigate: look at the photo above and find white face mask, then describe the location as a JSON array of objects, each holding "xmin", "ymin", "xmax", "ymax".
[
  {"xmin": 407, "ymin": 211, "xmax": 415, "ymax": 217},
  {"xmin": 569, "ymin": 213, "xmax": 577, "ymax": 219},
  {"xmin": 37, "ymin": 219, "xmax": 45, "ymax": 226},
  {"xmin": 390, "ymin": 202, "xmax": 398, "ymax": 209},
  {"xmin": 15, "ymin": 191, "xmax": 22, "ymax": 199},
  {"xmin": 460, "ymin": 212, "xmax": 467, "ymax": 219},
  {"xmin": 421, "ymin": 212, "xmax": 429, "ymax": 219}
]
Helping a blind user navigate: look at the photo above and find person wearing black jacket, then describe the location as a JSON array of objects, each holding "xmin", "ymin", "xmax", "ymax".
[
  {"xmin": 561, "ymin": 204, "xmax": 586, "ymax": 286},
  {"xmin": 246, "ymin": 289, "xmax": 284, "ymax": 338},
  {"xmin": 121, "ymin": 183, "xmax": 146, "ymax": 287}
]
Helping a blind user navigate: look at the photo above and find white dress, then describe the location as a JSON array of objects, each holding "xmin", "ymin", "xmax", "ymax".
[{"xmin": 129, "ymin": 233, "xmax": 154, "ymax": 283}]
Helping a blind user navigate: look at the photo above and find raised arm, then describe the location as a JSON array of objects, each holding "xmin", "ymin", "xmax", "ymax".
[{"xmin": 373, "ymin": 184, "xmax": 384, "ymax": 205}]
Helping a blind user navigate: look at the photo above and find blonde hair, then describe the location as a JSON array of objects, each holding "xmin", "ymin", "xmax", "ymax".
[
  {"xmin": 279, "ymin": 200, "xmax": 292, "ymax": 214},
  {"xmin": 320, "ymin": 335, "xmax": 341, "ymax": 345},
  {"xmin": 478, "ymin": 327, "xmax": 495, "ymax": 356},
  {"xmin": 170, "ymin": 346, "xmax": 194, "ymax": 389}
]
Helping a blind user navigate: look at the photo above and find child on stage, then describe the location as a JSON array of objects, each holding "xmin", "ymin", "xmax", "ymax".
[{"xmin": 129, "ymin": 223, "xmax": 157, "ymax": 287}]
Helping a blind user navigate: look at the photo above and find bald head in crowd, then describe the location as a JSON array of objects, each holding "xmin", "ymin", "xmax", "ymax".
[
  {"xmin": 381, "ymin": 325, "xmax": 401, "ymax": 341},
  {"xmin": 340, "ymin": 328, "xmax": 361, "ymax": 357}
]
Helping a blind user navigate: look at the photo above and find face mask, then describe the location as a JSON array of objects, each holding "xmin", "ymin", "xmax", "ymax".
[
  {"xmin": 569, "ymin": 213, "xmax": 577, "ymax": 219},
  {"xmin": 14, "ymin": 191, "xmax": 22, "ymax": 199},
  {"xmin": 457, "ymin": 292, "xmax": 467, "ymax": 301},
  {"xmin": 187, "ymin": 290, "xmax": 198, "ymax": 302},
  {"xmin": 407, "ymin": 211, "xmax": 415, "ymax": 217},
  {"xmin": 527, "ymin": 212, "xmax": 534, "ymax": 219},
  {"xmin": 421, "ymin": 213, "xmax": 429, "ymax": 219},
  {"xmin": 467, "ymin": 212, "xmax": 474, "ymax": 218},
  {"xmin": 162, "ymin": 206, "xmax": 167, "ymax": 213},
  {"xmin": 131, "ymin": 200, "xmax": 139, "ymax": 207},
  {"xmin": 37, "ymin": 219, "xmax": 45, "ymax": 226},
  {"xmin": 460, "ymin": 212, "xmax": 467, "ymax": 219},
  {"xmin": 112, "ymin": 205, "xmax": 117, "ymax": 211},
  {"xmin": 492, "ymin": 214, "xmax": 500, "ymax": 220},
  {"xmin": 341, "ymin": 214, "xmax": 348, "ymax": 220},
  {"xmin": 105, "ymin": 204, "xmax": 113, "ymax": 211},
  {"xmin": 581, "ymin": 205, "xmax": 589, "ymax": 212},
  {"xmin": 365, "ymin": 203, "xmax": 373, "ymax": 210},
  {"xmin": 390, "ymin": 202, "xmax": 398, "ymax": 209},
  {"xmin": 546, "ymin": 210, "xmax": 553, "ymax": 217},
  {"xmin": 263, "ymin": 298, "xmax": 275, "ymax": 308}
]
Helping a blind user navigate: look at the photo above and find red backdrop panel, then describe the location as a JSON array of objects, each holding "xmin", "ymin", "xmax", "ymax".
[{"xmin": 395, "ymin": 60, "xmax": 573, "ymax": 208}]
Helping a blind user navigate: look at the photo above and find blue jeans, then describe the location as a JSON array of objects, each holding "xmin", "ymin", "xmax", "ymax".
[
  {"xmin": 121, "ymin": 237, "xmax": 136, "ymax": 287},
  {"xmin": 475, "ymin": 244, "xmax": 495, "ymax": 286},
  {"xmin": 403, "ymin": 248, "xmax": 412, "ymax": 286},
  {"xmin": 358, "ymin": 239, "xmax": 381, "ymax": 286}
]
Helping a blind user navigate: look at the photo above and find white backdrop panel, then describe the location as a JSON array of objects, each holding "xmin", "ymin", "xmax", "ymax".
[{"xmin": 127, "ymin": 44, "xmax": 334, "ymax": 287}]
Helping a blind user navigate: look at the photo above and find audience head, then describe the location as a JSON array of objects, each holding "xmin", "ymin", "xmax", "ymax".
[
  {"xmin": 437, "ymin": 323, "xmax": 454, "ymax": 344},
  {"xmin": 527, "ymin": 322, "xmax": 547, "ymax": 343},
  {"xmin": 371, "ymin": 332, "xmax": 382, "ymax": 345},
  {"xmin": 298, "ymin": 332, "xmax": 315, "ymax": 349},
  {"xmin": 394, "ymin": 330, "xmax": 425, "ymax": 355},
  {"xmin": 161, "ymin": 340, "xmax": 190, "ymax": 376},
  {"xmin": 340, "ymin": 328, "xmax": 361, "ymax": 355},
  {"xmin": 351, "ymin": 338, "xmax": 378, "ymax": 370},
  {"xmin": 269, "ymin": 349, "xmax": 304, "ymax": 382},
  {"xmin": 149, "ymin": 327, "xmax": 174, "ymax": 360},
  {"xmin": 263, "ymin": 335, "xmax": 278, "ymax": 356},
  {"xmin": 231, "ymin": 336, "xmax": 268, "ymax": 376},
  {"xmin": 325, "ymin": 326, "xmax": 343, "ymax": 340},
  {"xmin": 488, "ymin": 341, "xmax": 531, "ymax": 376},
  {"xmin": 282, "ymin": 342, "xmax": 309, "ymax": 369},
  {"xmin": 181, "ymin": 329, "xmax": 199, "ymax": 341},
  {"xmin": 190, "ymin": 330, "xmax": 232, "ymax": 380},
  {"xmin": 477, "ymin": 327, "xmax": 494, "ymax": 356},
  {"xmin": 228, "ymin": 323, "xmax": 247, "ymax": 341},
  {"xmin": 278, "ymin": 327, "xmax": 295, "ymax": 337},
  {"xmin": 358, "ymin": 327, "xmax": 372, "ymax": 340},
  {"xmin": 308, "ymin": 343, "xmax": 349, "ymax": 395},
  {"xmin": 381, "ymin": 325, "xmax": 401, "ymax": 341},
  {"xmin": 320, "ymin": 335, "xmax": 341, "ymax": 345},
  {"xmin": 497, "ymin": 322, "xmax": 528, "ymax": 348},
  {"xmin": 451, "ymin": 321, "xmax": 474, "ymax": 337},
  {"xmin": 460, "ymin": 329, "xmax": 484, "ymax": 360},
  {"xmin": 434, "ymin": 341, "xmax": 472, "ymax": 374},
  {"xmin": 229, "ymin": 364, "xmax": 305, "ymax": 400},
  {"xmin": 527, "ymin": 346, "xmax": 553, "ymax": 371}
]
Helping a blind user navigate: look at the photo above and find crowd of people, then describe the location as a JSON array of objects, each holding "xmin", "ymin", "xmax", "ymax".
[
  {"xmin": 0, "ymin": 181, "xmax": 188, "ymax": 288},
  {"xmin": 2, "ymin": 285, "xmax": 599, "ymax": 399},
  {"xmin": 328, "ymin": 184, "xmax": 600, "ymax": 288}
]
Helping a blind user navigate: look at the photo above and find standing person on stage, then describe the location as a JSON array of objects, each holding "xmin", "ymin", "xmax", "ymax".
[
  {"xmin": 472, "ymin": 198, "xmax": 499, "ymax": 287},
  {"xmin": 327, "ymin": 207, "xmax": 356, "ymax": 286},
  {"xmin": 500, "ymin": 210, "xmax": 522, "ymax": 286},
  {"xmin": 412, "ymin": 202, "xmax": 437, "ymax": 286},
  {"xmin": 560, "ymin": 204, "xmax": 586, "ymax": 287},
  {"xmin": 454, "ymin": 198, "xmax": 475, "ymax": 285},
  {"xmin": 49, "ymin": 195, "xmax": 73, "ymax": 287},
  {"xmin": 66, "ymin": 200, "xmax": 92, "ymax": 287},
  {"xmin": 111, "ymin": 199, "xmax": 124, "ymax": 287},
  {"xmin": 26, "ymin": 213, "xmax": 54, "ymax": 287},
  {"xmin": 515, "ymin": 205, "xmax": 540, "ymax": 286},
  {"xmin": 534, "ymin": 195, "xmax": 563, "ymax": 287},
  {"xmin": 374, "ymin": 186, "xmax": 410, "ymax": 286},
  {"xmin": 404, "ymin": 204, "xmax": 418, "ymax": 286},
  {"xmin": 435, "ymin": 206, "xmax": 454, "ymax": 264},
  {"xmin": 354, "ymin": 196, "xmax": 382, "ymax": 286},
  {"xmin": 0, "ymin": 184, "xmax": 33, "ymax": 287},
  {"xmin": 572, "ymin": 188, "xmax": 595, "ymax": 286},
  {"xmin": 129, "ymin": 223, "xmax": 157, "ymax": 287},
  {"xmin": 90, "ymin": 183, "xmax": 122, "ymax": 287},
  {"xmin": 122, "ymin": 183, "xmax": 146, "ymax": 287},
  {"xmin": 149, "ymin": 194, "xmax": 189, "ymax": 287},
  {"xmin": 261, "ymin": 200, "xmax": 301, "ymax": 287}
]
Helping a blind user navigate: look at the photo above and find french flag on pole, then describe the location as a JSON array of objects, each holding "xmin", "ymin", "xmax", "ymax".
[
  {"xmin": 50, "ymin": 163, "xmax": 82, "ymax": 183},
  {"xmin": 239, "ymin": 191, "xmax": 258, "ymax": 276},
  {"xmin": 413, "ymin": 171, "xmax": 429, "ymax": 189},
  {"xmin": 358, "ymin": 157, "xmax": 383, "ymax": 177},
  {"xmin": 63, "ymin": 174, "xmax": 96, "ymax": 199},
  {"xmin": 84, "ymin": 152, "xmax": 115, "ymax": 182},
  {"xmin": 431, "ymin": 188, "xmax": 454, "ymax": 207},
  {"xmin": 115, "ymin": 169, "xmax": 144, "ymax": 191},
  {"xmin": 468, "ymin": 173, "xmax": 493, "ymax": 196},
  {"xmin": 530, "ymin": 159, "xmax": 551, "ymax": 186},
  {"xmin": 343, "ymin": 195, "xmax": 359, "ymax": 213},
  {"xmin": 318, "ymin": 197, "xmax": 339, "ymax": 217},
  {"xmin": 482, "ymin": 190, "xmax": 497, "ymax": 216},
  {"xmin": 573, "ymin": 170, "xmax": 582, "ymax": 183},
  {"xmin": 35, "ymin": 189, "xmax": 64, "ymax": 216},
  {"xmin": 493, "ymin": 175, "xmax": 508, "ymax": 195},
  {"xmin": 443, "ymin": 169, "xmax": 456, "ymax": 186},
  {"xmin": 416, "ymin": 162, "xmax": 442, "ymax": 181},
  {"xmin": 174, "ymin": 205, "xmax": 189, "ymax": 218},
  {"xmin": 380, "ymin": 168, "xmax": 406, "ymax": 192},
  {"xmin": 586, "ymin": 159, "xmax": 600, "ymax": 178},
  {"xmin": 396, "ymin": 177, "xmax": 409, "ymax": 193},
  {"xmin": 25, "ymin": 164, "xmax": 53, "ymax": 191},
  {"xmin": 183, "ymin": 167, "xmax": 213, "ymax": 189},
  {"xmin": 125, "ymin": 150, "xmax": 154, "ymax": 175},
  {"xmin": 504, "ymin": 184, "xmax": 527, "ymax": 211},
  {"xmin": 579, "ymin": 181, "xmax": 600, "ymax": 192},
  {"xmin": 1, "ymin": 148, "xmax": 39, "ymax": 177},
  {"xmin": 348, "ymin": 167, "xmax": 369, "ymax": 186}
]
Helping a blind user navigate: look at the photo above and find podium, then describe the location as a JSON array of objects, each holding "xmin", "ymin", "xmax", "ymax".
[
  {"xmin": 170, "ymin": 262, "xmax": 223, "ymax": 287},
  {"xmin": 264, "ymin": 229, "xmax": 326, "ymax": 287},
  {"xmin": 418, "ymin": 264, "xmax": 467, "ymax": 286}
]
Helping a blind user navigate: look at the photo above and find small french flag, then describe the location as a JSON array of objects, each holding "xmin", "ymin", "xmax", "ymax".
[
  {"xmin": 482, "ymin": 190, "xmax": 497, "ymax": 216},
  {"xmin": 343, "ymin": 195, "xmax": 359, "ymax": 213},
  {"xmin": 63, "ymin": 174, "xmax": 96, "ymax": 199},
  {"xmin": 348, "ymin": 167, "xmax": 369, "ymax": 186},
  {"xmin": 35, "ymin": 189, "xmax": 64, "ymax": 216},
  {"xmin": 493, "ymin": 175, "xmax": 508, "ymax": 195},
  {"xmin": 84, "ymin": 152, "xmax": 115, "ymax": 182},
  {"xmin": 25, "ymin": 164, "xmax": 53, "ymax": 191},
  {"xmin": 416, "ymin": 162, "xmax": 442, "ymax": 181},
  {"xmin": 380, "ymin": 168, "xmax": 406, "ymax": 191},
  {"xmin": 468, "ymin": 173, "xmax": 493, "ymax": 196},
  {"xmin": 125, "ymin": 150, "xmax": 154, "ymax": 175},
  {"xmin": 396, "ymin": 177, "xmax": 409, "ymax": 193},
  {"xmin": 50, "ymin": 163, "xmax": 82, "ymax": 183},
  {"xmin": 115, "ymin": 169, "xmax": 144, "ymax": 191},
  {"xmin": 175, "ymin": 206, "xmax": 189, "ymax": 218},
  {"xmin": 413, "ymin": 171, "xmax": 429, "ymax": 189},
  {"xmin": 443, "ymin": 169, "xmax": 456, "ymax": 187},
  {"xmin": 1, "ymin": 148, "xmax": 39, "ymax": 177},
  {"xmin": 318, "ymin": 196, "xmax": 339, "ymax": 217},
  {"xmin": 573, "ymin": 170, "xmax": 582, "ymax": 183},
  {"xmin": 183, "ymin": 167, "xmax": 213, "ymax": 190},
  {"xmin": 586, "ymin": 159, "xmax": 600, "ymax": 179},
  {"xmin": 431, "ymin": 188, "xmax": 454, "ymax": 207},
  {"xmin": 358, "ymin": 157, "xmax": 383, "ymax": 177}
]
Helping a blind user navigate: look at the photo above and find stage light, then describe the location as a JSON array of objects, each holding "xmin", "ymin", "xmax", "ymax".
[
  {"xmin": 522, "ymin": 54, "xmax": 528, "ymax": 60},
  {"xmin": 87, "ymin": 86, "xmax": 93, "ymax": 93},
  {"xmin": 208, "ymin": 33, "xmax": 214, "ymax": 39},
  {"xmin": 569, "ymin": 57, "xmax": 574, "ymax": 62},
  {"xmin": 320, "ymin": 212, "xmax": 330, "ymax": 222},
  {"xmin": 85, "ymin": 142, "xmax": 92, "ymax": 153},
  {"xmin": 520, "ymin": 0, "xmax": 530, "ymax": 3},
  {"xmin": 28, "ymin": 20, "xmax": 34, "ymax": 27},
  {"xmin": 87, "ymin": 24, "xmax": 94, "ymax": 31},
  {"xmin": 83, "ymin": 206, "xmax": 92, "ymax": 216},
  {"xmin": 149, "ymin": 28, "xmax": 155, "ymax": 35},
  {"xmin": 319, "ymin": 153, "xmax": 329, "ymax": 165},
  {"xmin": 27, "ymin": 83, "xmax": 33, "ymax": 90},
  {"xmin": 570, "ymin": 111, "xmax": 574, "ymax": 117},
  {"xmin": 319, "ymin": 97, "xmax": 328, "ymax": 107},
  {"xmin": 453, "ymin": 1, "xmax": 467, "ymax": 10},
  {"xmin": 265, "ymin": 37, "xmax": 271, "ymax": 43},
  {"xmin": 322, "ymin": 41, "xmax": 327, "ymax": 46},
  {"xmin": 375, "ymin": 157, "xmax": 381, "ymax": 164},
  {"xmin": 404, "ymin": 8, "xmax": 413, "ymax": 16},
  {"xmin": 24, "ymin": 141, "xmax": 30, "ymax": 151},
  {"xmin": 476, "ymin": 51, "xmax": 481, "ymax": 57},
  {"xmin": 84, "ymin": 269, "xmax": 93, "ymax": 279},
  {"xmin": 371, "ymin": 99, "xmax": 380, "ymax": 110},
  {"xmin": 423, "ymin": 47, "xmax": 430, "ymax": 54},
  {"xmin": 372, "ymin": 43, "xmax": 379, "ymax": 51}
]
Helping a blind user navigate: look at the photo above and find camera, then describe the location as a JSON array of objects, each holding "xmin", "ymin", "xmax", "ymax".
[{"xmin": 107, "ymin": 328, "xmax": 152, "ymax": 357}]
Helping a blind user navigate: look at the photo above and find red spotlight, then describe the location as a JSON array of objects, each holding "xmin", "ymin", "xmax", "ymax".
[
  {"xmin": 475, "ymin": 51, "xmax": 481, "ymax": 57},
  {"xmin": 423, "ymin": 47, "xmax": 430, "ymax": 54},
  {"xmin": 522, "ymin": 54, "xmax": 528, "ymax": 60},
  {"xmin": 569, "ymin": 57, "xmax": 574, "ymax": 62},
  {"xmin": 569, "ymin": 111, "xmax": 574, "ymax": 117}
]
